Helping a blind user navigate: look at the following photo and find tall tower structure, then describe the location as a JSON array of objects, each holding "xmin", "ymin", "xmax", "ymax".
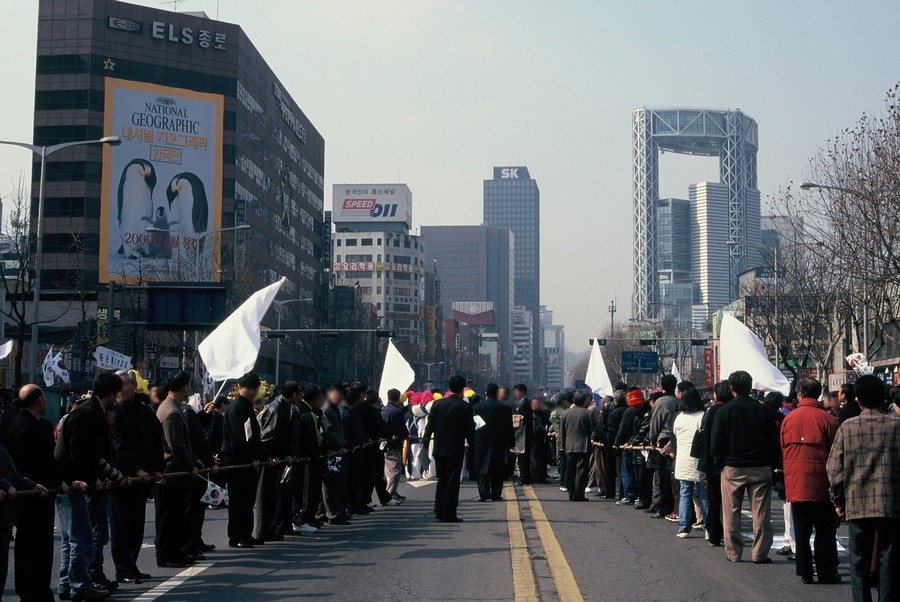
[{"xmin": 632, "ymin": 108, "xmax": 759, "ymax": 322}]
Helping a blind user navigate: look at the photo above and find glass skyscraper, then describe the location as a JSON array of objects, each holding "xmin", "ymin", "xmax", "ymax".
[{"xmin": 484, "ymin": 166, "xmax": 541, "ymax": 383}]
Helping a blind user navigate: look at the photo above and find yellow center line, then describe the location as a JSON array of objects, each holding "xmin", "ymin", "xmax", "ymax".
[
  {"xmin": 523, "ymin": 485, "xmax": 585, "ymax": 602},
  {"xmin": 504, "ymin": 483, "xmax": 539, "ymax": 602}
]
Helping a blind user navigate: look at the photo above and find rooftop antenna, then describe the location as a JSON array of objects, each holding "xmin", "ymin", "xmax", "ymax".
[{"xmin": 159, "ymin": 0, "xmax": 186, "ymax": 11}]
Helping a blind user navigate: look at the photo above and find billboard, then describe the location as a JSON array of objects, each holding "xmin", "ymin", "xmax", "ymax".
[
  {"xmin": 332, "ymin": 184, "xmax": 412, "ymax": 228},
  {"xmin": 621, "ymin": 351, "xmax": 659, "ymax": 374},
  {"xmin": 100, "ymin": 78, "xmax": 223, "ymax": 283}
]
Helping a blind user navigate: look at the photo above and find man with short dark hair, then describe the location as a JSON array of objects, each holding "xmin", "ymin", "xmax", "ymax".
[
  {"xmin": 650, "ymin": 374, "xmax": 678, "ymax": 518},
  {"xmin": 828, "ymin": 374, "xmax": 900, "ymax": 601},
  {"xmin": 473, "ymin": 383, "xmax": 515, "ymax": 502},
  {"xmin": 222, "ymin": 371, "xmax": 266, "ymax": 548},
  {"xmin": 422, "ymin": 376, "xmax": 475, "ymax": 522},
  {"xmin": 712, "ymin": 370, "xmax": 780, "ymax": 564},
  {"xmin": 292, "ymin": 386, "xmax": 326, "ymax": 534},
  {"xmin": 837, "ymin": 382, "xmax": 861, "ymax": 423},
  {"xmin": 5, "ymin": 384, "xmax": 59, "ymax": 601},
  {"xmin": 55, "ymin": 373, "xmax": 126, "ymax": 602},
  {"xmin": 699, "ymin": 380, "xmax": 733, "ymax": 548},
  {"xmin": 109, "ymin": 370, "xmax": 164, "ymax": 583},
  {"xmin": 782, "ymin": 377, "xmax": 840, "ymax": 585},
  {"xmin": 561, "ymin": 392, "xmax": 593, "ymax": 501},
  {"xmin": 155, "ymin": 371, "xmax": 200, "ymax": 568},
  {"xmin": 319, "ymin": 385, "xmax": 351, "ymax": 525},
  {"xmin": 382, "ymin": 389, "xmax": 408, "ymax": 503}
]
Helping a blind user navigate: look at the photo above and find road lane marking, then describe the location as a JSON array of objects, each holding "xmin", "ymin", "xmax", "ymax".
[
  {"xmin": 523, "ymin": 485, "xmax": 584, "ymax": 602},
  {"xmin": 504, "ymin": 484, "xmax": 539, "ymax": 602},
  {"xmin": 132, "ymin": 562, "xmax": 213, "ymax": 601}
]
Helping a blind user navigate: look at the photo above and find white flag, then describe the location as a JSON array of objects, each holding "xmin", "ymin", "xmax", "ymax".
[
  {"xmin": 94, "ymin": 346, "xmax": 132, "ymax": 371},
  {"xmin": 671, "ymin": 360, "xmax": 682, "ymax": 383},
  {"xmin": 585, "ymin": 339, "xmax": 614, "ymax": 397},
  {"xmin": 198, "ymin": 278, "xmax": 286, "ymax": 381},
  {"xmin": 50, "ymin": 348, "xmax": 70, "ymax": 384},
  {"xmin": 42, "ymin": 346, "xmax": 55, "ymax": 387},
  {"xmin": 378, "ymin": 339, "xmax": 415, "ymax": 405},
  {"xmin": 719, "ymin": 314, "xmax": 790, "ymax": 395},
  {"xmin": 0, "ymin": 340, "xmax": 12, "ymax": 361}
]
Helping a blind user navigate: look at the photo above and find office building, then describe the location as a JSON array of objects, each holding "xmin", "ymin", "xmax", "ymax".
[
  {"xmin": 657, "ymin": 198, "xmax": 696, "ymax": 327},
  {"xmin": 511, "ymin": 306, "xmax": 533, "ymax": 383},
  {"xmin": 421, "ymin": 224, "xmax": 514, "ymax": 365},
  {"xmin": 29, "ymin": 0, "xmax": 325, "ymax": 382},
  {"xmin": 541, "ymin": 306, "xmax": 566, "ymax": 391},
  {"xmin": 332, "ymin": 184, "xmax": 425, "ymax": 356},
  {"xmin": 484, "ymin": 166, "xmax": 541, "ymax": 382},
  {"xmin": 632, "ymin": 108, "xmax": 759, "ymax": 322}
]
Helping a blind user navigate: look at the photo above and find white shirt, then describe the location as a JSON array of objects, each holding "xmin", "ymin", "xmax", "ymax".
[{"xmin": 673, "ymin": 410, "xmax": 705, "ymax": 482}]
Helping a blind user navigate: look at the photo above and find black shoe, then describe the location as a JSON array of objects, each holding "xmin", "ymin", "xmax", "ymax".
[
  {"xmin": 819, "ymin": 575, "xmax": 842, "ymax": 585},
  {"xmin": 752, "ymin": 557, "xmax": 773, "ymax": 565},
  {"xmin": 72, "ymin": 590, "xmax": 111, "ymax": 602},
  {"xmin": 136, "ymin": 571, "xmax": 152, "ymax": 580},
  {"xmin": 118, "ymin": 575, "xmax": 142, "ymax": 585},
  {"xmin": 442, "ymin": 517, "xmax": 464, "ymax": 523},
  {"xmin": 198, "ymin": 542, "xmax": 216, "ymax": 552},
  {"xmin": 229, "ymin": 540, "xmax": 254, "ymax": 549},
  {"xmin": 185, "ymin": 552, "xmax": 205, "ymax": 561},
  {"xmin": 395, "ymin": 494, "xmax": 407, "ymax": 500},
  {"xmin": 93, "ymin": 580, "xmax": 119, "ymax": 592},
  {"xmin": 800, "ymin": 577, "xmax": 815, "ymax": 585},
  {"xmin": 249, "ymin": 537, "xmax": 265, "ymax": 545},
  {"xmin": 633, "ymin": 502, "xmax": 649, "ymax": 510}
]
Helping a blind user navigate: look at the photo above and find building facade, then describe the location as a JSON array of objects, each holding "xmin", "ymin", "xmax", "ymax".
[
  {"xmin": 331, "ymin": 184, "xmax": 425, "ymax": 358},
  {"xmin": 30, "ymin": 0, "xmax": 325, "ymax": 383},
  {"xmin": 540, "ymin": 306, "xmax": 566, "ymax": 392},
  {"xmin": 421, "ymin": 224, "xmax": 514, "ymax": 365},
  {"xmin": 511, "ymin": 305, "xmax": 534, "ymax": 384},
  {"xmin": 484, "ymin": 166, "xmax": 541, "ymax": 382}
]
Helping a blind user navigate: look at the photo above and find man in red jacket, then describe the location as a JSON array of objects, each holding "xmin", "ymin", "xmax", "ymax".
[{"xmin": 781, "ymin": 377, "xmax": 840, "ymax": 585}]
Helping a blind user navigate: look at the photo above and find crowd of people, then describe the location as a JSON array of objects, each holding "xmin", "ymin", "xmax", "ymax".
[
  {"xmin": 0, "ymin": 365, "xmax": 898, "ymax": 601},
  {"xmin": 0, "ymin": 370, "xmax": 413, "ymax": 601}
]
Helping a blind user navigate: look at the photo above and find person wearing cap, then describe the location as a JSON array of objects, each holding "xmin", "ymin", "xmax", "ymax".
[{"xmin": 109, "ymin": 370, "xmax": 164, "ymax": 584}]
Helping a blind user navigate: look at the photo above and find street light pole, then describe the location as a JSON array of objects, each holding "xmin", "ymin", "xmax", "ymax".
[{"xmin": 0, "ymin": 136, "xmax": 121, "ymax": 383}]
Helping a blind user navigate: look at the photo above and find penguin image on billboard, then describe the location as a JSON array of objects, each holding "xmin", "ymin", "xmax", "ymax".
[
  {"xmin": 116, "ymin": 159, "xmax": 157, "ymax": 258},
  {"xmin": 166, "ymin": 172, "xmax": 210, "ymax": 240}
]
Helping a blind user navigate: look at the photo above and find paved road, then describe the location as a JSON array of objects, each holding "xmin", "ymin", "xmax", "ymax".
[{"xmin": 6, "ymin": 477, "xmax": 853, "ymax": 601}]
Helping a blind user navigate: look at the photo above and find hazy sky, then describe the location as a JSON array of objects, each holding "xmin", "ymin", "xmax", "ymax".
[{"xmin": 2, "ymin": 1, "xmax": 900, "ymax": 353}]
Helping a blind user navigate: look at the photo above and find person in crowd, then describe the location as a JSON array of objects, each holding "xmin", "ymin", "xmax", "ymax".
[
  {"xmin": 422, "ymin": 376, "xmax": 475, "ymax": 523},
  {"xmin": 180, "ymin": 395, "xmax": 215, "ymax": 557},
  {"xmin": 55, "ymin": 373, "xmax": 126, "ymax": 602},
  {"xmin": 828, "ymin": 374, "xmax": 900, "ymax": 601},
  {"xmin": 222, "ymin": 372, "xmax": 267, "ymax": 548},
  {"xmin": 548, "ymin": 393, "xmax": 571, "ymax": 491},
  {"xmin": 0, "ymin": 437, "xmax": 46, "ymax": 599},
  {"xmin": 781, "ymin": 378, "xmax": 840, "ymax": 585},
  {"xmin": 344, "ymin": 385, "xmax": 372, "ymax": 515},
  {"xmin": 530, "ymin": 397, "xmax": 550, "ymax": 484},
  {"xmin": 614, "ymin": 388, "xmax": 644, "ymax": 506},
  {"xmin": 589, "ymin": 394, "xmax": 613, "ymax": 499},
  {"xmin": 255, "ymin": 381, "xmax": 295, "ymax": 542},
  {"xmin": 320, "ymin": 385, "xmax": 351, "ymax": 526},
  {"xmin": 698, "ymin": 381, "xmax": 732, "ymax": 548},
  {"xmin": 824, "ymin": 391, "xmax": 842, "ymax": 418},
  {"xmin": 604, "ymin": 389, "xmax": 627, "ymax": 501},
  {"xmin": 381, "ymin": 389, "xmax": 409, "ymax": 504},
  {"xmin": 109, "ymin": 371, "xmax": 164, "ymax": 585},
  {"xmin": 561, "ymin": 392, "xmax": 593, "ymax": 502},
  {"xmin": 650, "ymin": 375, "xmax": 678, "ymax": 520},
  {"xmin": 201, "ymin": 395, "xmax": 229, "ymax": 501},
  {"xmin": 510, "ymin": 385, "xmax": 533, "ymax": 486},
  {"xmin": 711, "ymin": 370, "xmax": 780, "ymax": 564},
  {"xmin": 672, "ymin": 387, "xmax": 707, "ymax": 538},
  {"xmin": 837, "ymin": 382, "xmax": 861, "ymax": 423},
  {"xmin": 358, "ymin": 391, "xmax": 391, "ymax": 507},
  {"xmin": 4, "ymin": 384, "xmax": 59, "ymax": 601},
  {"xmin": 155, "ymin": 372, "xmax": 201, "ymax": 568},
  {"xmin": 147, "ymin": 381, "xmax": 164, "ymax": 411},
  {"xmin": 473, "ymin": 383, "xmax": 515, "ymax": 502},
  {"xmin": 292, "ymin": 386, "xmax": 326, "ymax": 534}
]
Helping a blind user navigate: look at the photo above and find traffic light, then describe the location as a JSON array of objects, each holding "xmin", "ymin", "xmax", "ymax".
[
  {"xmin": 376, "ymin": 329, "xmax": 395, "ymax": 338},
  {"xmin": 639, "ymin": 338, "xmax": 657, "ymax": 346},
  {"xmin": 589, "ymin": 338, "xmax": 608, "ymax": 346},
  {"xmin": 691, "ymin": 339, "xmax": 709, "ymax": 346}
]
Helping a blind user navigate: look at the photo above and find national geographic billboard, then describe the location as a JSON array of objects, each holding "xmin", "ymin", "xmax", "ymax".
[{"xmin": 100, "ymin": 78, "xmax": 223, "ymax": 282}]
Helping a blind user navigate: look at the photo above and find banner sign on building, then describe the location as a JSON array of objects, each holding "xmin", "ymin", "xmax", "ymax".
[
  {"xmin": 332, "ymin": 184, "xmax": 412, "ymax": 228},
  {"xmin": 100, "ymin": 78, "xmax": 223, "ymax": 283},
  {"xmin": 94, "ymin": 346, "xmax": 132, "ymax": 371}
]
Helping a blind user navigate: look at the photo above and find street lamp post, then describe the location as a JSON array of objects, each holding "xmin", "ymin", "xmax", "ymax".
[
  {"xmin": 273, "ymin": 297, "xmax": 314, "ymax": 386},
  {"xmin": 0, "ymin": 136, "xmax": 121, "ymax": 383},
  {"xmin": 147, "ymin": 224, "xmax": 251, "ymax": 382}
]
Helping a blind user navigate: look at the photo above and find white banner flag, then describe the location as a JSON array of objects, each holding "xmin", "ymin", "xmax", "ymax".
[
  {"xmin": 378, "ymin": 339, "xmax": 415, "ymax": 405},
  {"xmin": 94, "ymin": 346, "xmax": 132, "ymax": 371},
  {"xmin": 42, "ymin": 346, "xmax": 55, "ymax": 387},
  {"xmin": 0, "ymin": 340, "xmax": 12, "ymax": 361},
  {"xmin": 198, "ymin": 278, "xmax": 286, "ymax": 381},
  {"xmin": 585, "ymin": 339, "xmax": 614, "ymax": 397},
  {"xmin": 671, "ymin": 359, "xmax": 682, "ymax": 383},
  {"xmin": 719, "ymin": 314, "xmax": 790, "ymax": 395}
]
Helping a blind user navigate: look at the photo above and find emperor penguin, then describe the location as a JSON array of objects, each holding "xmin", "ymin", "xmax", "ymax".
[
  {"xmin": 166, "ymin": 172, "xmax": 209, "ymax": 239},
  {"xmin": 116, "ymin": 159, "xmax": 156, "ymax": 257}
]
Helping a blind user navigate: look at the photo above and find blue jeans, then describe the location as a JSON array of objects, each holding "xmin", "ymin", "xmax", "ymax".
[
  {"xmin": 679, "ymin": 479, "xmax": 709, "ymax": 532},
  {"xmin": 88, "ymin": 492, "xmax": 110, "ymax": 582},
  {"xmin": 620, "ymin": 454, "xmax": 637, "ymax": 501},
  {"xmin": 56, "ymin": 491, "xmax": 95, "ymax": 595}
]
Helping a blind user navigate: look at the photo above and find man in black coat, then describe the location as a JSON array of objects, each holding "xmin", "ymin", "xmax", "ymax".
[
  {"xmin": 422, "ymin": 376, "xmax": 475, "ymax": 522},
  {"xmin": 358, "ymin": 391, "xmax": 391, "ymax": 506},
  {"xmin": 561, "ymin": 392, "xmax": 594, "ymax": 501},
  {"xmin": 4, "ymin": 384, "xmax": 59, "ymax": 600},
  {"xmin": 511, "ymin": 384, "xmax": 533, "ymax": 485},
  {"xmin": 291, "ymin": 386, "xmax": 326, "ymax": 534},
  {"xmin": 700, "ymin": 380, "xmax": 733, "ymax": 547},
  {"xmin": 254, "ymin": 381, "xmax": 296, "ymax": 542},
  {"xmin": 180, "ymin": 397, "xmax": 214, "ymax": 556},
  {"xmin": 473, "ymin": 383, "xmax": 515, "ymax": 502},
  {"xmin": 109, "ymin": 371, "xmax": 164, "ymax": 583},
  {"xmin": 222, "ymin": 372, "xmax": 266, "ymax": 548}
]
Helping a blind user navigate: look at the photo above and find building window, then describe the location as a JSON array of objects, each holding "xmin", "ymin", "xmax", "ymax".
[
  {"xmin": 361, "ymin": 238, "xmax": 373, "ymax": 246},
  {"xmin": 345, "ymin": 239, "xmax": 357, "ymax": 247}
]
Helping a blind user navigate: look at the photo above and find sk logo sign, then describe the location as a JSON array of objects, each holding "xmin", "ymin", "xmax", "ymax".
[{"xmin": 500, "ymin": 168, "xmax": 519, "ymax": 179}]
